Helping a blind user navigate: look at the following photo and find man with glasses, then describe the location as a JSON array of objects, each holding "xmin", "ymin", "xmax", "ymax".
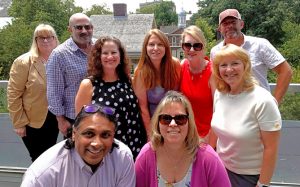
[
  {"xmin": 210, "ymin": 9, "xmax": 292, "ymax": 105},
  {"xmin": 47, "ymin": 13, "xmax": 94, "ymax": 137}
]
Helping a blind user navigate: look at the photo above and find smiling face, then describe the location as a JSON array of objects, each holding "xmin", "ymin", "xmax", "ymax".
[
  {"xmin": 219, "ymin": 55, "xmax": 245, "ymax": 94},
  {"xmin": 146, "ymin": 34, "xmax": 166, "ymax": 65},
  {"xmin": 182, "ymin": 34, "xmax": 205, "ymax": 63},
  {"xmin": 159, "ymin": 102, "xmax": 188, "ymax": 146},
  {"xmin": 68, "ymin": 14, "xmax": 93, "ymax": 48},
  {"xmin": 72, "ymin": 114, "xmax": 115, "ymax": 166},
  {"xmin": 100, "ymin": 41, "xmax": 120, "ymax": 71}
]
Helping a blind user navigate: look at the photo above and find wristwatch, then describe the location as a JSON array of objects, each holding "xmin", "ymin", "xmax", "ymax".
[{"xmin": 257, "ymin": 181, "xmax": 269, "ymax": 187}]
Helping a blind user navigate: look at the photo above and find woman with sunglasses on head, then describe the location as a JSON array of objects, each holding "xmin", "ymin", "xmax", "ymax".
[
  {"xmin": 7, "ymin": 24, "xmax": 59, "ymax": 162},
  {"xmin": 211, "ymin": 44, "xmax": 281, "ymax": 187},
  {"xmin": 133, "ymin": 29, "xmax": 181, "ymax": 138},
  {"xmin": 179, "ymin": 25, "xmax": 216, "ymax": 141},
  {"xmin": 21, "ymin": 104, "xmax": 135, "ymax": 187},
  {"xmin": 75, "ymin": 36, "xmax": 147, "ymax": 159},
  {"xmin": 135, "ymin": 91, "xmax": 230, "ymax": 187}
]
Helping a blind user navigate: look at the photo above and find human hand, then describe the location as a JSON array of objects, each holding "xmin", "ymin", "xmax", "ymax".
[
  {"xmin": 56, "ymin": 116, "xmax": 71, "ymax": 136},
  {"xmin": 14, "ymin": 126, "xmax": 26, "ymax": 137}
]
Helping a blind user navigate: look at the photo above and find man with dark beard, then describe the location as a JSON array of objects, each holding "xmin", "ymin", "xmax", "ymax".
[
  {"xmin": 210, "ymin": 9, "xmax": 292, "ymax": 105},
  {"xmin": 47, "ymin": 13, "xmax": 94, "ymax": 137}
]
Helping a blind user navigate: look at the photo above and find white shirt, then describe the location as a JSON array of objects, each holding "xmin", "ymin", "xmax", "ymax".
[
  {"xmin": 211, "ymin": 85, "xmax": 281, "ymax": 174},
  {"xmin": 21, "ymin": 139, "xmax": 135, "ymax": 187},
  {"xmin": 210, "ymin": 34, "xmax": 286, "ymax": 91}
]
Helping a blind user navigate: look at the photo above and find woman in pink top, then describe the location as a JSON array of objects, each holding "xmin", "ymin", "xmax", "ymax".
[
  {"xmin": 179, "ymin": 25, "xmax": 216, "ymax": 140},
  {"xmin": 135, "ymin": 91, "xmax": 230, "ymax": 187}
]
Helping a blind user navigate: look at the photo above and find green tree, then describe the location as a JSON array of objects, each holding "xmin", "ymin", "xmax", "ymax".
[
  {"xmin": 280, "ymin": 21, "xmax": 300, "ymax": 66},
  {"xmin": 85, "ymin": 4, "xmax": 112, "ymax": 17},
  {"xmin": 192, "ymin": 0, "xmax": 300, "ymax": 46},
  {"xmin": 0, "ymin": 0, "xmax": 82, "ymax": 79},
  {"xmin": 138, "ymin": 1, "xmax": 177, "ymax": 28},
  {"xmin": 194, "ymin": 18, "xmax": 216, "ymax": 56},
  {"xmin": 154, "ymin": 1, "xmax": 177, "ymax": 27}
]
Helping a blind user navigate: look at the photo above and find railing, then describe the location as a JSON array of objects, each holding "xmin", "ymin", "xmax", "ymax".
[{"xmin": 0, "ymin": 80, "xmax": 299, "ymax": 187}]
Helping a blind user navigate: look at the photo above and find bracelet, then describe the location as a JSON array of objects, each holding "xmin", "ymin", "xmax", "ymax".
[{"xmin": 257, "ymin": 181, "xmax": 269, "ymax": 187}]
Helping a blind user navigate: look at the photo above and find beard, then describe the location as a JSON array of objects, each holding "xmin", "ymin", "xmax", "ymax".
[{"xmin": 224, "ymin": 29, "xmax": 241, "ymax": 39}]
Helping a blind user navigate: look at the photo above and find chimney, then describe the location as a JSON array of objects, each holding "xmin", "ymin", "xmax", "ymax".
[{"xmin": 113, "ymin": 3, "xmax": 127, "ymax": 17}]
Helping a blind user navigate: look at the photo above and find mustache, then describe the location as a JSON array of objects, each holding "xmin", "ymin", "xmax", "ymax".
[{"xmin": 79, "ymin": 33, "xmax": 89, "ymax": 37}]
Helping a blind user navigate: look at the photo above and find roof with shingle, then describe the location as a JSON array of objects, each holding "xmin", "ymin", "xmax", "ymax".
[{"xmin": 90, "ymin": 14, "xmax": 156, "ymax": 55}]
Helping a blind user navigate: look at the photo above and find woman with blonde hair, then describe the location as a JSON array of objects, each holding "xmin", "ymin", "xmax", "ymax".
[
  {"xmin": 180, "ymin": 25, "xmax": 216, "ymax": 140},
  {"xmin": 135, "ymin": 91, "xmax": 230, "ymax": 187},
  {"xmin": 211, "ymin": 44, "xmax": 281, "ymax": 187},
  {"xmin": 7, "ymin": 24, "xmax": 60, "ymax": 161},
  {"xmin": 133, "ymin": 29, "xmax": 181, "ymax": 137}
]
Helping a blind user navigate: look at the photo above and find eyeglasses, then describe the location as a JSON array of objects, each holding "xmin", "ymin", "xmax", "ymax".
[
  {"xmin": 82, "ymin": 104, "xmax": 115, "ymax": 116},
  {"xmin": 182, "ymin": 43, "xmax": 203, "ymax": 51},
  {"xmin": 36, "ymin": 36, "xmax": 54, "ymax": 42},
  {"xmin": 73, "ymin": 25, "xmax": 93, "ymax": 31},
  {"xmin": 158, "ymin": 114, "xmax": 189, "ymax": 126}
]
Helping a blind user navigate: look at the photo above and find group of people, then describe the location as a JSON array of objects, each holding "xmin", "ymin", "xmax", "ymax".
[{"xmin": 7, "ymin": 8, "xmax": 291, "ymax": 187}]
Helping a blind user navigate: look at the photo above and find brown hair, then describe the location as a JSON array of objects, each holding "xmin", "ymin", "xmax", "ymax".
[
  {"xmin": 87, "ymin": 36, "xmax": 130, "ymax": 82},
  {"xmin": 133, "ymin": 29, "xmax": 179, "ymax": 89}
]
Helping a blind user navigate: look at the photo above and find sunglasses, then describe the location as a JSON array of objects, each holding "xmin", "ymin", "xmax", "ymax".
[
  {"xmin": 158, "ymin": 114, "xmax": 189, "ymax": 126},
  {"xmin": 182, "ymin": 43, "xmax": 203, "ymax": 51},
  {"xmin": 73, "ymin": 25, "xmax": 92, "ymax": 31},
  {"xmin": 82, "ymin": 104, "xmax": 115, "ymax": 116}
]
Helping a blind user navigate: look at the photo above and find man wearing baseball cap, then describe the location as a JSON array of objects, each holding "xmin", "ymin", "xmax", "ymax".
[{"xmin": 210, "ymin": 8, "xmax": 292, "ymax": 105}]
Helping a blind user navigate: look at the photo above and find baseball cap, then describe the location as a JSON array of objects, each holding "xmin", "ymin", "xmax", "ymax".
[{"xmin": 219, "ymin": 9, "xmax": 241, "ymax": 25}]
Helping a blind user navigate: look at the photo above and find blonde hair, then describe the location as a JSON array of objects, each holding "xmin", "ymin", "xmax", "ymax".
[
  {"xmin": 151, "ymin": 91, "xmax": 201, "ymax": 156},
  {"xmin": 133, "ymin": 29, "xmax": 179, "ymax": 89},
  {"xmin": 212, "ymin": 44, "xmax": 257, "ymax": 93},
  {"xmin": 30, "ymin": 24, "xmax": 59, "ymax": 58},
  {"xmin": 181, "ymin": 25, "xmax": 207, "ymax": 53}
]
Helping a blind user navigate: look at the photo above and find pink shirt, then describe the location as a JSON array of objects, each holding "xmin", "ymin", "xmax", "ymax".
[{"xmin": 135, "ymin": 142, "xmax": 231, "ymax": 187}]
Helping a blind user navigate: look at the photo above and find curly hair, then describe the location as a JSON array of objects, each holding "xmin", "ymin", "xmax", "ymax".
[{"xmin": 87, "ymin": 36, "xmax": 131, "ymax": 82}]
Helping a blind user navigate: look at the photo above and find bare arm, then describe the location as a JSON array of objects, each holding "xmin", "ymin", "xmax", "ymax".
[
  {"xmin": 209, "ymin": 75, "xmax": 216, "ymax": 99},
  {"xmin": 208, "ymin": 129, "xmax": 217, "ymax": 149},
  {"xmin": 258, "ymin": 130, "xmax": 280, "ymax": 184},
  {"xmin": 272, "ymin": 61, "xmax": 292, "ymax": 105},
  {"xmin": 75, "ymin": 79, "xmax": 93, "ymax": 115},
  {"xmin": 132, "ymin": 75, "xmax": 151, "ymax": 138}
]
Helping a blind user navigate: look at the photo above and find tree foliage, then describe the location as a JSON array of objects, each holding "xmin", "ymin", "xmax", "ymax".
[
  {"xmin": 0, "ymin": 0, "xmax": 111, "ymax": 79},
  {"xmin": 85, "ymin": 4, "xmax": 112, "ymax": 17},
  {"xmin": 138, "ymin": 1, "xmax": 177, "ymax": 28},
  {"xmin": 192, "ymin": 0, "xmax": 300, "ymax": 46}
]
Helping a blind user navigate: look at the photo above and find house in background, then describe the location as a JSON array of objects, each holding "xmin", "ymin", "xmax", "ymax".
[
  {"xmin": 90, "ymin": 3, "xmax": 156, "ymax": 64},
  {"xmin": 160, "ymin": 8, "xmax": 191, "ymax": 60},
  {"xmin": 0, "ymin": 0, "xmax": 12, "ymax": 30}
]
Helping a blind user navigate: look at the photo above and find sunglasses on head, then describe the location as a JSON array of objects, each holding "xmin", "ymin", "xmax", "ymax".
[
  {"xmin": 158, "ymin": 114, "xmax": 189, "ymax": 126},
  {"xmin": 182, "ymin": 43, "xmax": 203, "ymax": 51},
  {"xmin": 73, "ymin": 25, "xmax": 92, "ymax": 31},
  {"xmin": 82, "ymin": 104, "xmax": 115, "ymax": 116}
]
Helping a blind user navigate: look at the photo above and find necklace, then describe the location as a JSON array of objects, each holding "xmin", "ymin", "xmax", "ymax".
[{"xmin": 189, "ymin": 61, "xmax": 207, "ymax": 80}]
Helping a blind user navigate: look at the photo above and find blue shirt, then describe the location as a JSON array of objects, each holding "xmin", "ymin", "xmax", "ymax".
[
  {"xmin": 21, "ymin": 140, "xmax": 136, "ymax": 187},
  {"xmin": 46, "ymin": 37, "xmax": 89, "ymax": 119}
]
